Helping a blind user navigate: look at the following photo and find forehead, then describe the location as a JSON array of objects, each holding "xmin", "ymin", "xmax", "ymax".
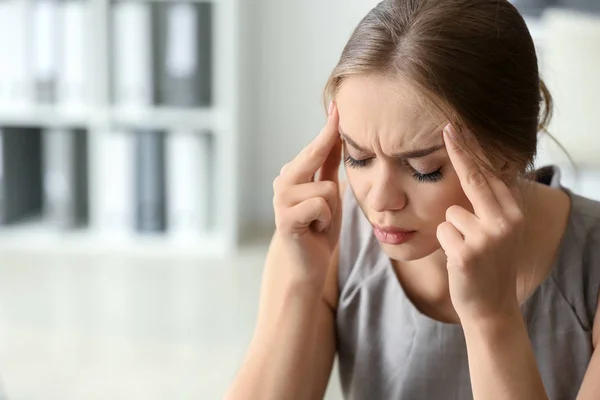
[{"xmin": 336, "ymin": 74, "xmax": 448, "ymax": 148}]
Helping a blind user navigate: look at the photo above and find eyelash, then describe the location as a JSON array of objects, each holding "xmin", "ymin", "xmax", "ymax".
[
  {"xmin": 343, "ymin": 155, "xmax": 444, "ymax": 183},
  {"xmin": 412, "ymin": 168, "xmax": 443, "ymax": 183},
  {"xmin": 344, "ymin": 155, "xmax": 370, "ymax": 169}
]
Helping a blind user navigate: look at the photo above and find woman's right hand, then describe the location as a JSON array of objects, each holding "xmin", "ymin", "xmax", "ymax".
[{"xmin": 272, "ymin": 102, "xmax": 343, "ymax": 286}]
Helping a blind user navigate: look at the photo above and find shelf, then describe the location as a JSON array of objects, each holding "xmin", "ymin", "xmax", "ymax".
[
  {"xmin": 109, "ymin": 107, "xmax": 224, "ymax": 132},
  {"xmin": 110, "ymin": 0, "xmax": 222, "ymax": 3},
  {"xmin": 0, "ymin": 218, "xmax": 230, "ymax": 258},
  {"xmin": 0, "ymin": 0, "xmax": 241, "ymax": 259},
  {"xmin": 0, "ymin": 106, "xmax": 227, "ymax": 132},
  {"xmin": 0, "ymin": 105, "xmax": 93, "ymax": 128}
]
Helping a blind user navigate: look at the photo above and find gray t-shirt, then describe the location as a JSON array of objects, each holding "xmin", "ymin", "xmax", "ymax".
[{"xmin": 336, "ymin": 166, "xmax": 600, "ymax": 399}]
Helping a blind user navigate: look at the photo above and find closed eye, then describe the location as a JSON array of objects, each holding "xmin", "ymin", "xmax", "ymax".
[
  {"xmin": 345, "ymin": 154, "xmax": 444, "ymax": 183},
  {"xmin": 410, "ymin": 167, "xmax": 443, "ymax": 183},
  {"xmin": 344, "ymin": 155, "xmax": 371, "ymax": 168}
]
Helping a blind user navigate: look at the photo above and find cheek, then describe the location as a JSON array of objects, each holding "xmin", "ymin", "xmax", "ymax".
[
  {"xmin": 344, "ymin": 167, "xmax": 368, "ymax": 197},
  {"xmin": 411, "ymin": 174, "xmax": 470, "ymax": 223}
]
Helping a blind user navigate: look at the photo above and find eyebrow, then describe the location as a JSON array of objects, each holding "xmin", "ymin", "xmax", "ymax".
[{"xmin": 338, "ymin": 127, "xmax": 445, "ymax": 159}]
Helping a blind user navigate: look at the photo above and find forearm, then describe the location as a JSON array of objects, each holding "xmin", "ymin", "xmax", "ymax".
[
  {"xmin": 462, "ymin": 310, "xmax": 548, "ymax": 400},
  {"xmin": 226, "ymin": 281, "xmax": 324, "ymax": 400}
]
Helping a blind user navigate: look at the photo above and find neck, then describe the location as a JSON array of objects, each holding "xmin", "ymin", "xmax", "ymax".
[
  {"xmin": 513, "ymin": 178, "xmax": 571, "ymax": 301},
  {"xmin": 393, "ymin": 247, "xmax": 456, "ymax": 322}
]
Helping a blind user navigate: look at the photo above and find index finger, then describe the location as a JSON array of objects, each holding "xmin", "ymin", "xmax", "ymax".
[
  {"xmin": 316, "ymin": 132, "xmax": 342, "ymax": 183},
  {"xmin": 284, "ymin": 103, "xmax": 341, "ymax": 184},
  {"xmin": 443, "ymin": 124, "xmax": 501, "ymax": 219}
]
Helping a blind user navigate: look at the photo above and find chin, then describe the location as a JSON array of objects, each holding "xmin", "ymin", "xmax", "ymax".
[{"xmin": 378, "ymin": 235, "xmax": 441, "ymax": 262}]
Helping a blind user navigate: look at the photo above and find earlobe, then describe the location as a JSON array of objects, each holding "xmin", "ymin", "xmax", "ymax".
[
  {"xmin": 500, "ymin": 162, "xmax": 522, "ymax": 185},
  {"xmin": 488, "ymin": 156, "xmax": 518, "ymax": 183},
  {"xmin": 499, "ymin": 162, "xmax": 514, "ymax": 181}
]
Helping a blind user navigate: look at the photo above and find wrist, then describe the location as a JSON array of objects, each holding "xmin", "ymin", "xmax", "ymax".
[
  {"xmin": 460, "ymin": 306, "xmax": 547, "ymax": 400},
  {"xmin": 281, "ymin": 273, "xmax": 326, "ymax": 306},
  {"xmin": 461, "ymin": 306, "xmax": 525, "ymax": 343}
]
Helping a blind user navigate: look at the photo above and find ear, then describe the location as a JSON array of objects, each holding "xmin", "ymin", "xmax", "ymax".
[{"xmin": 498, "ymin": 159, "xmax": 522, "ymax": 184}]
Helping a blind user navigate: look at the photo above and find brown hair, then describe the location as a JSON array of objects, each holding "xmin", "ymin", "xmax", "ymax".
[{"xmin": 324, "ymin": 0, "xmax": 553, "ymax": 177}]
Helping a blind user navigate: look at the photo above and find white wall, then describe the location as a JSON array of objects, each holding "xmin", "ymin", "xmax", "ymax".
[
  {"xmin": 536, "ymin": 8, "xmax": 600, "ymax": 202},
  {"xmin": 242, "ymin": 0, "xmax": 380, "ymax": 231}
]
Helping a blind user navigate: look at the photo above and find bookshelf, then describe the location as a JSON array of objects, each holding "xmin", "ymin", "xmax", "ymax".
[{"xmin": 0, "ymin": 0, "xmax": 242, "ymax": 257}]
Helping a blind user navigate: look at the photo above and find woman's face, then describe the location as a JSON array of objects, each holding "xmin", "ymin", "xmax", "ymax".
[{"xmin": 336, "ymin": 75, "xmax": 473, "ymax": 262}]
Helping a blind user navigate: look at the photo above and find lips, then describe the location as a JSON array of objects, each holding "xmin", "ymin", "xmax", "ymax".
[{"xmin": 372, "ymin": 224, "xmax": 416, "ymax": 245}]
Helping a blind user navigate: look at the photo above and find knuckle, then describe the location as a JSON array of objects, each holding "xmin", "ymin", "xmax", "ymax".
[
  {"xmin": 279, "ymin": 211, "xmax": 301, "ymax": 234},
  {"xmin": 272, "ymin": 175, "xmax": 282, "ymax": 192},
  {"xmin": 309, "ymin": 145, "xmax": 328, "ymax": 160},
  {"xmin": 279, "ymin": 163, "xmax": 291, "ymax": 176},
  {"xmin": 480, "ymin": 164, "xmax": 496, "ymax": 179},
  {"xmin": 323, "ymin": 181, "xmax": 338, "ymax": 197},
  {"xmin": 272, "ymin": 192, "xmax": 284, "ymax": 208},
  {"xmin": 467, "ymin": 171, "xmax": 487, "ymax": 188},
  {"xmin": 471, "ymin": 236, "xmax": 488, "ymax": 253},
  {"xmin": 312, "ymin": 198, "xmax": 330, "ymax": 220},
  {"xmin": 454, "ymin": 247, "xmax": 473, "ymax": 268},
  {"xmin": 511, "ymin": 210, "xmax": 525, "ymax": 227},
  {"xmin": 275, "ymin": 213, "xmax": 289, "ymax": 232},
  {"xmin": 494, "ymin": 216, "xmax": 510, "ymax": 234},
  {"xmin": 492, "ymin": 213, "xmax": 522, "ymax": 236},
  {"xmin": 315, "ymin": 196, "xmax": 328, "ymax": 210}
]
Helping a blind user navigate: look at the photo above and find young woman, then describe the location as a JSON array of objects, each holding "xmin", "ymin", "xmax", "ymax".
[{"xmin": 227, "ymin": 0, "xmax": 600, "ymax": 399}]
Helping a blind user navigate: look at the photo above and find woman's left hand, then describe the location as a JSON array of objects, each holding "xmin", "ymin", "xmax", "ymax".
[{"xmin": 437, "ymin": 123, "xmax": 526, "ymax": 327}]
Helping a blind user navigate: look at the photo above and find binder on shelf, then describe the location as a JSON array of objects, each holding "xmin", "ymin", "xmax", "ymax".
[
  {"xmin": 105, "ymin": 0, "xmax": 156, "ymax": 235},
  {"xmin": 135, "ymin": 130, "xmax": 166, "ymax": 233},
  {"xmin": 42, "ymin": 128, "xmax": 88, "ymax": 228},
  {"xmin": 0, "ymin": 127, "xmax": 43, "ymax": 225},
  {"xmin": 57, "ymin": 0, "xmax": 88, "ymax": 112},
  {"xmin": 95, "ymin": 129, "xmax": 135, "ymax": 234},
  {"xmin": 154, "ymin": 1, "xmax": 212, "ymax": 107},
  {"xmin": 112, "ymin": 0, "xmax": 154, "ymax": 109},
  {"xmin": 3, "ymin": 0, "xmax": 34, "ymax": 109},
  {"xmin": 204, "ymin": 133, "xmax": 216, "ymax": 231},
  {"xmin": 32, "ymin": 0, "xmax": 60, "ymax": 104},
  {"xmin": 166, "ymin": 130, "xmax": 212, "ymax": 237}
]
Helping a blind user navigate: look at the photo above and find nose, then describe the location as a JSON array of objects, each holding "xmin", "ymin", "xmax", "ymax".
[{"xmin": 367, "ymin": 167, "xmax": 407, "ymax": 213}]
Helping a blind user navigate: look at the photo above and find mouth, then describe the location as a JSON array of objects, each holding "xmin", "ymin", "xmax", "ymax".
[{"xmin": 372, "ymin": 224, "xmax": 416, "ymax": 245}]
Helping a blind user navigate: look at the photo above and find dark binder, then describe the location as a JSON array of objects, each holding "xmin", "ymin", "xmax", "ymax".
[
  {"xmin": 153, "ymin": 1, "xmax": 212, "ymax": 107},
  {"xmin": 135, "ymin": 130, "xmax": 166, "ymax": 232},
  {"xmin": 0, "ymin": 127, "xmax": 43, "ymax": 225}
]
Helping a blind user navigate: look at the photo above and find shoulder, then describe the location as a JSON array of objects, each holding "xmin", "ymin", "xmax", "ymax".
[
  {"xmin": 565, "ymin": 191, "xmax": 600, "ymax": 251},
  {"xmin": 552, "ymin": 188, "xmax": 600, "ymax": 257},
  {"xmin": 569, "ymin": 188, "xmax": 600, "ymax": 217},
  {"xmin": 539, "ymin": 165, "xmax": 600, "ymax": 269},
  {"xmin": 572, "ymin": 194, "xmax": 600, "ymax": 346},
  {"xmin": 552, "ymin": 190, "xmax": 600, "ymax": 329}
]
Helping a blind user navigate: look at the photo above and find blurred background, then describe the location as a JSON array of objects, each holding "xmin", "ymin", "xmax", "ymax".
[{"xmin": 0, "ymin": 0, "xmax": 597, "ymax": 398}]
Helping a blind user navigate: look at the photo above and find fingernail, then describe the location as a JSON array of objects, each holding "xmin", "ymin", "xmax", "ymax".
[
  {"xmin": 444, "ymin": 124, "xmax": 455, "ymax": 140},
  {"xmin": 328, "ymin": 101, "xmax": 334, "ymax": 117}
]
